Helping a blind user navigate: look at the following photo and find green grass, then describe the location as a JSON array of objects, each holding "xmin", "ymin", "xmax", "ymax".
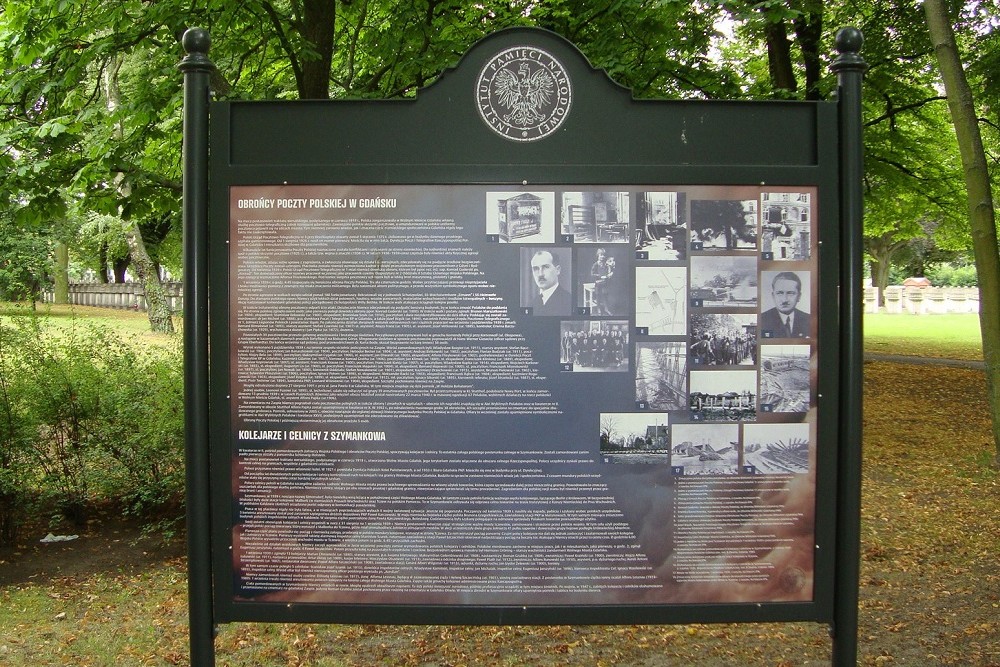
[
  {"xmin": 0, "ymin": 304, "xmax": 994, "ymax": 665},
  {"xmin": 863, "ymin": 312, "xmax": 983, "ymax": 360},
  {"xmin": 0, "ymin": 560, "xmax": 192, "ymax": 666},
  {"xmin": 0, "ymin": 302, "xmax": 179, "ymax": 346}
]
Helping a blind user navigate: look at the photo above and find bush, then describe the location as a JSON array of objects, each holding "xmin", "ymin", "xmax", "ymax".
[
  {"xmin": 18, "ymin": 321, "xmax": 108, "ymax": 526},
  {"xmin": 0, "ymin": 213, "xmax": 52, "ymax": 302},
  {"xmin": 926, "ymin": 263, "xmax": 979, "ymax": 287},
  {"xmin": 0, "ymin": 316, "xmax": 184, "ymax": 545},
  {"xmin": 0, "ymin": 323, "xmax": 39, "ymax": 545},
  {"xmin": 88, "ymin": 338, "xmax": 185, "ymax": 517}
]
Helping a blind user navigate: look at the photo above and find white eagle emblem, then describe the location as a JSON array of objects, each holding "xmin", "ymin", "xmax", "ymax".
[
  {"xmin": 476, "ymin": 46, "xmax": 571, "ymax": 141},
  {"xmin": 493, "ymin": 63, "xmax": 556, "ymax": 127}
]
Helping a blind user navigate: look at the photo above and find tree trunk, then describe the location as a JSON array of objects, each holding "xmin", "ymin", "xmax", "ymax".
[
  {"xmin": 865, "ymin": 233, "xmax": 905, "ymax": 309},
  {"xmin": 98, "ymin": 245, "xmax": 109, "ymax": 283},
  {"xmin": 100, "ymin": 54, "xmax": 172, "ymax": 333},
  {"xmin": 53, "ymin": 242, "xmax": 69, "ymax": 304},
  {"xmin": 112, "ymin": 258, "xmax": 129, "ymax": 284},
  {"xmin": 791, "ymin": 0, "xmax": 823, "ymax": 100},
  {"xmin": 125, "ymin": 225, "xmax": 174, "ymax": 334},
  {"xmin": 762, "ymin": 12, "xmax": 797, "ymax": 95},
  {"xmin": 924, "ymin": 0, "xmax": 1000, "ymax": 466},
  {"xmin": 870, "ymin": 259, "xmax": 891, "ymax": 309},
  {"xmin": 298, "ymin": 0, "xmax": 337, "ymax": 99}
]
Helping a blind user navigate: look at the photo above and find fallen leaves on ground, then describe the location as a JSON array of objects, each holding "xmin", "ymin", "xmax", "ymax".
[{"xmin": 1, "ymin": 361, "xmax": 997, "ymax": 665}]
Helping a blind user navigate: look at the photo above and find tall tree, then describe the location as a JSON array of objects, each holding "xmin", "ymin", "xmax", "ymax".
[
  {"xmin": 722, "ymin": 0, "xmax": 825, "ymax": 100},
  {"xmin": 102, "ymin": 52, "xmax": 174, "ymax": 333},
  {"xmin": 0, "ymin": 0, "xmax": 735, "ymax": 300},
  {"xmin": 924, "ymin": 0, "xmax": 1000, "ymax": 464}
]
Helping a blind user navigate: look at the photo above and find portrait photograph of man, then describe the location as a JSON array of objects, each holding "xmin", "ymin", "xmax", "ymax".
[
  {"xmin": 520, "ymin": 247, "xmax": 573, "ymax": 316},
  {"xmin": 759, "ymin": 270, "xmax": 812, "ymax": 338}
]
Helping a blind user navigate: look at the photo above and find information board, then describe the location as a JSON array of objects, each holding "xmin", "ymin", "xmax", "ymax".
[
  {"xmin": 217, "ymin": 180, "xmax": 837, "ymax": 624},
  {"xmin": 199, "ymin": 25, "xmax": 865, "ymax": 631}
]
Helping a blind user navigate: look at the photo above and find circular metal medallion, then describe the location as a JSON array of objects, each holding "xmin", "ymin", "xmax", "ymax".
[{"xmin": 476, "ymin": 46, "xmax": 572, "ymax": 142}]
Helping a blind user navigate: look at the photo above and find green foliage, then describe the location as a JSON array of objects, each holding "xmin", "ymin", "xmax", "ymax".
[
  {"xmin": 0, "ymin": 0, "xmax": 187, "ymax": 280},
  {"xmin": 0, "ymin": 322, "xmax": 38, "ymax": 544},
  {"xmin": 925, "ymin": 262, "xmax": 980, "ymax": 287},
  {"xmin": 3, "ymin": 0, "xmax": 994, "ymax": 298},
  {"xmin": 73, "ymin": 211, "xmax": 130, "ymax": 281},
  {"xmin": 0, "ymin": 208, "xmax": 53, "ymax": 301},
  {"xmin": 847, "ymin": 0, "xmax": 969, "ymax": 254},
  {"xmin": 88, "ymin": 336, "xmax": 185, "ymax": 516},
  {"xmin": 0, "ymin": 314, "xmax": 184, "ymax": 544}
]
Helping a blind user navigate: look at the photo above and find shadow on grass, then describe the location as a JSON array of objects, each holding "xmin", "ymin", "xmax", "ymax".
[{"xmin": 0, "ymin": 514, "xmax": 185, "ymax": 588}]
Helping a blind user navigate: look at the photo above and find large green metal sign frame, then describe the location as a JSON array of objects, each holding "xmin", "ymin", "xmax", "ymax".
[{"xmin": 181, "ymin": 26, "xmax": 865, "ymax": 666}]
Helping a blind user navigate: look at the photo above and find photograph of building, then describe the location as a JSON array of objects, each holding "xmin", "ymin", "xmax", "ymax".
[
  {"xmin": 761, "ymin": 192, "xmax": 811, "ymax": 260},
  {"xmin": 688, "ymin": 370, "xmax": 757, "ymax": 422},
  {"xmin": 599, "ymin": 412, "xmax": 670, "ymax": 464}
]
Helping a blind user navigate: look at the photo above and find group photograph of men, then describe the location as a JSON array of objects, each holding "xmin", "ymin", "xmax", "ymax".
[
  {"xmin": 560, "ymin": 321, "xmax": 630, "ymax": 372},
  {"xmin": 689, "ymin": 313, "xmax": 759, "ymax": 367}
]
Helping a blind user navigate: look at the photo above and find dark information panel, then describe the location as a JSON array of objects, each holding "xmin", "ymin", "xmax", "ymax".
[{"xmin": 208, "ymin": 28, "xmax": 843, "ymax": 626}]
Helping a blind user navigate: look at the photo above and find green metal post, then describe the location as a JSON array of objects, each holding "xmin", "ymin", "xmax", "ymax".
[
  {"xmin": 831, "ymin": 26, "xmax": 867, "ymax": 667},
  {"xmin": 179, "ymin": 27, "xmax": 216, "ymax": 667}
]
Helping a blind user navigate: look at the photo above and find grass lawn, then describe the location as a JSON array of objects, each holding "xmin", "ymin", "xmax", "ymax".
[
  {"xmin": 1, "ymin": 359, "xmax": 994, "ymax": 665},
  {"xmin": 0, "ymin": 305, "xmax": 996, "ymax": 665},
  {"xmin": 0, "ymin": 302, "xmax": 179, "ymax": 346},
  {"xmin": 864, "ymin": 312, "xmax": 983, "ymax": 360}
]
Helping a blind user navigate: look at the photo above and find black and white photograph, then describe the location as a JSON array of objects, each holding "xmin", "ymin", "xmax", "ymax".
[
  {"xmin": 689, "ymin": 255, "xmax": 758, "ymax": 308},
  {"xmin": 759, "ymin": 270, "xmax": 812, "ymax": 339},
  {"xmin": 759, "ymin": 345, "xmax": 811, "ymax": 413},
  {"xmin": 689, "ymin": 313, "xmax": 758, "ymax": 367},
  {"xmin": 560, "ymin": 321, "xmax": 630, "ymax": 372},
  {"xmin": 560, "ymin": 191, "xmax": 630, "ymax": 243},
  {"xmin": 689, "ymin": 370, "xmax": 757, "ymax": 422},
  {"xmin": 519, "ymin": 247, "xmax": 573, "ymax": 316},
  {"xmin": 670, "ymin": 423, "xmax": 740, "ymax": 475},
  {"xmin": 761, "ymin": 191, "xmax": 811, "ymax": 260},
  {"xmin": 635, "ymin": 191, "xmax": 687, "ymax": 260},
  {"xmin": 599, "ymin": 413, "xmax": 670, "ymax": 464},
  {"xmin": 577, "ymin": 246, "xmax": 630, "ymax": 316},
  {"xmin": 635, "ymin": 342, "xmax": 687, "ymax": 411},
  {"xmin": 486, "ymin": 191, "xmax": 556, "ymax": 243},
  {"xmin": 689, "ymin": 199, "xmax": 758, "ymax": 250},
  {"xmin": 742, "ymin": 423, "xmax": 811, "ymax": 474},
  {"xmin": 635, "ymin": 266, "xmax": 687, "ymax": 335}
]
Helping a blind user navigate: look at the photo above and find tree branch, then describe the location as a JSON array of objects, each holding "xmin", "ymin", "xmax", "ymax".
[
  {"xmin": 260, "ymin": 1, "xmax": 304, "ymax": 94},
  {"xmin": 865, "ymin": 95, "xmax": 948, "ymax": 128}
]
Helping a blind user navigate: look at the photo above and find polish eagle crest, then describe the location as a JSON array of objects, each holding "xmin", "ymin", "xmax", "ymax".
[{"xmin": 493, "ymin": 63, "xmax": 556, "ymax": 127}]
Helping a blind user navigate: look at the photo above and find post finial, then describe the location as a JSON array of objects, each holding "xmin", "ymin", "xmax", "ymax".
[
  {"xmin": 182, "ymin": 27, "xmax": 211, "ymax": 56},
  {"xmin": 179, "ymin": 27, "xmax": 214, "ymax": 73},
  {"xmin": 835, "ymin": 27, "xmax": 863, "ymax": 55},
  {"xmin": 832, "ymin": 27, "xmax": 867, "ymax": 73}
]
